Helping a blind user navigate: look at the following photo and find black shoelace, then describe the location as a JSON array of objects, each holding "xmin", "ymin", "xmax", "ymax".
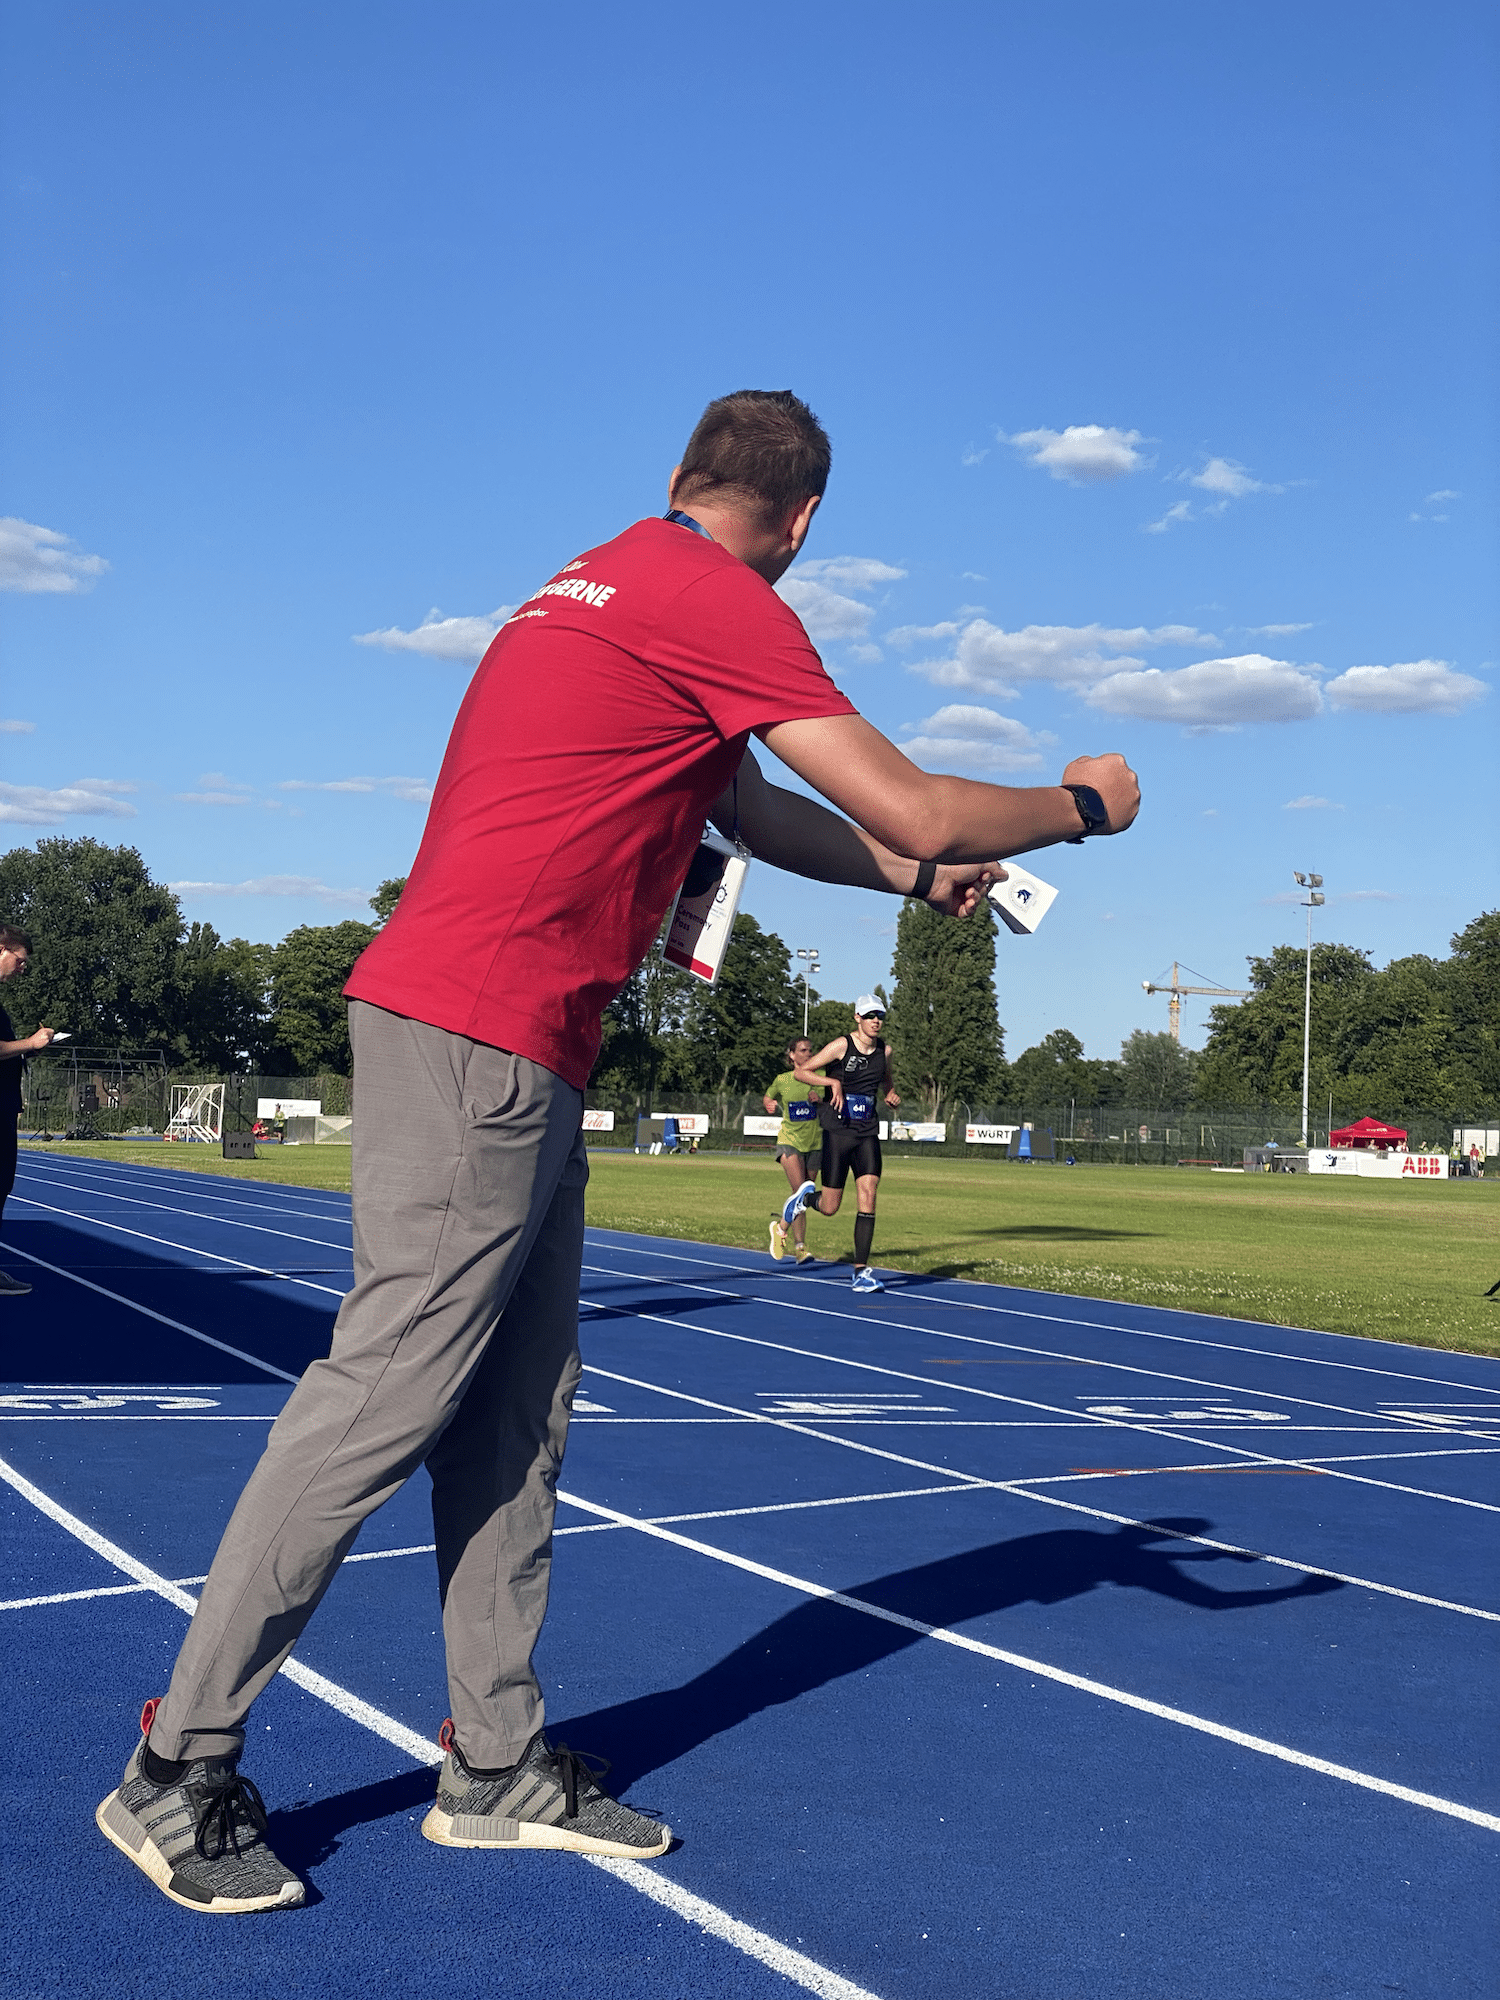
[
  {"xmin": 548, "ymin": 1742, "xmax": 610, "ymax": 1821},
  {"xmin": 193, "ymin": 1771, "xmax": 270, "ymax": 1861}
]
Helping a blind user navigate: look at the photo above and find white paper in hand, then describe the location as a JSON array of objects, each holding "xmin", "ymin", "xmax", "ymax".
[
  {"xmin": 988, "ymin": 864, "xmax": 1058, "ymax": 935},
  {"xmin": 662, "ymin": 829, "xmax": 749, "ymax": 987}
]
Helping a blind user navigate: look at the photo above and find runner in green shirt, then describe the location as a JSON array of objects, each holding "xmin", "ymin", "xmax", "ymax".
[{"xmin": 764, "ymin": 1035, "xmax": 822, "ymax": 1264}]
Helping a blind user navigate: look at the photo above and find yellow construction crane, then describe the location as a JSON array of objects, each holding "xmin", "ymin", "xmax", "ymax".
[{"xmin": 1141, "ymin": 961, "xmax": 1253, "ymax": 1041}]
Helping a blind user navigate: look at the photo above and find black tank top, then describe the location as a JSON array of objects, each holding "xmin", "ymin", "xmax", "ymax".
[{"xmin": 818, "ymin": 1034, "xmax": 885, "ymax": 1136}]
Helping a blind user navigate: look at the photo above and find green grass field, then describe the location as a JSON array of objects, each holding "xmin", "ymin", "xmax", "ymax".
[{"xmin": 22, "ymin": 1140, "xmax": 1499, "ymax": 1359}]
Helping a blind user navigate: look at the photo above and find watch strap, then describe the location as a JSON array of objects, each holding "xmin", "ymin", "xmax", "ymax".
[
  {"xmin": 1063, "ymin": 783, "xmax": 1110, "ymax": 842},
  {"xmin": 911, "ymin": 858, "xmax": 937, "ymax": 898}
]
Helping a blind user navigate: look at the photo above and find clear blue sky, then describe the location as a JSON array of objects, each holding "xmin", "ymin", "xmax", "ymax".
[{"xmin": 2, "ymin": 2, "xmax": 1495, "ymax": 1060}]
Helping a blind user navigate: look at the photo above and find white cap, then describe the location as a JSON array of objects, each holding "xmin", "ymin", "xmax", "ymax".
[{"xmin": 855, "ymin": 994, "xmax": 886, "ymax": 1017}]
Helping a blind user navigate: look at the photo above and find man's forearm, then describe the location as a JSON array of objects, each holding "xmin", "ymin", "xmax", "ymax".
[
  {"xmin": 758, "ymin": 714, "xmax": 1135, "ymax": 862},
  {"xmin": 711, "ymin": 770, "xmax": 925, "ymax": 892}
]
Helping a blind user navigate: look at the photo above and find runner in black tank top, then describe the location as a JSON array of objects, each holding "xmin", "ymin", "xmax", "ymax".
[{"xmin": 780, "ymin": 994, "xmax": 899, "ymax": 1293}]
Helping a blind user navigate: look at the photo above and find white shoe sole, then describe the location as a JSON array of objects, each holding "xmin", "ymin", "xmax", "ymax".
[
  {"xmin": 96, "ymin": 1790, "xmax": 303, "ymax": 1913},
  {"xmin": 420, "ymin": 1804, "xmax": 671, "ymax": 1857}
]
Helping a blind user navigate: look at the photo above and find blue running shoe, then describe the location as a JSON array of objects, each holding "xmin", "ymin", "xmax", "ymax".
[
  {"xmin": 781, "ymin": 1182, "xmax": 819, "ymax": 1228},
  {"xmin": 851, "ymin": 1267, "xmax": 885, "ymax": 1294}
]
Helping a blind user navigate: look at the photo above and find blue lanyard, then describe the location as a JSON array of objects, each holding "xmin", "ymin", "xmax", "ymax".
[{"xmin": 664, "ymin": 508, "xmax": 715, "ymax": 541}]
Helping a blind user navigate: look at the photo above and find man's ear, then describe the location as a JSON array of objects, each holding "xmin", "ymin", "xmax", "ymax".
[
  {"xmin": 786, "ymin": 492, "xmax": 821, "ymax": 553},
  {"xmin": 667, "ymin": 463, "xmax": 684, "ymax": 507}
]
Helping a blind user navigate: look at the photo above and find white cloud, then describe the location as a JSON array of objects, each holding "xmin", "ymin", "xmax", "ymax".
[
  {"xmin": 776, "ymin": 580, "xmax": 876, "ymax": 641},
  {"xmin": 1426, "ymin": 489, "xmax": 1460, "ymax": 503},
  {"xmin": 790, "ymin": 557, "xmax": 906, "ymax": 593},
  {"xmin": 776, "ymin": 555, "xmax": 906, "ymax": 644},
  {"xmin": 1325, "ymin": 659, "xmax": 1486, "ymax": 715},
  {"xmin": 169, "ymin": 875, "xmax": 372, "ymax": 910},
  {"xmin": 1143, "ymin": 500, "xmax": 1194, "ymax": 534},
  {"xmin": 353, "ymin": 606, "xmax": 515, "ymax": 663},
  {"xmin": 845, "ymin": 642, "xmax": 884, "ymax": 664},
  {"xmin": 0, "ymin": 517, "xmax": 109, "ymax": 594},
  {"xmin": 1189, "ymin": 457, "xmax": 1280, "ymax": 499},
  {"xmin": 1, "ymin": 719, "xmax": 36, "ymax": 734},
  {"xmin": 897, "ymin": 619, "xmax": 1215, "ymax": 698},
  {"xmin": 1084, "ymin": 654, "xmax": 1324, "ymax": 727},
  {"xmin": 0, "ymin": 778, "xmax": 136, "ymax": 825},
  {"xmin": 1003, "ymin": 425, "xmax": 1149, "ymax": 483},
  {"xmin": 279, "ymin": 775, "xmax": 433, "ymax": 803},
  {"xmin": 1283, "ymin": 795, "xmax": 1343, "ymax": 810},
  {"xmin": 174, "ymin": 771, "xmax": 255, "ymax": 806},
  {"xmin": 899, "ymin": 705, "xmax": 1052, "ymax": 774},
  {"xmin": 1245, "ymin": 622, "xmax": 1314, "ymax": 637}
]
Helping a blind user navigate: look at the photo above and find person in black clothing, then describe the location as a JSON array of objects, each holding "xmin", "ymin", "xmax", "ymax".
[
  {"xmin": 0, "ymin": 926, "xmax": 56, "ymax": 1297},
  {"xmin": 785, "ymin": 994, "xmax": 900, "ymax": 1293}
]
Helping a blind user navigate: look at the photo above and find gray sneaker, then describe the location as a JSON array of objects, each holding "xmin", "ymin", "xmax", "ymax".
[
  {"xmin": 95, "ymin": 1699, "xmax": 303, "ymax": 1913},
  {"xmin": 0, "ymin": 1269, "xmax": 33, "ymax": 1296},
  {"xmin": 422, "ymin": 1721, "xmax": 671, "ymax": 1857}
]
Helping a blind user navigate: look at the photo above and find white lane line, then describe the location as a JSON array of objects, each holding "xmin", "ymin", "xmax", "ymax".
[
  {"xmin": 0, "ymin": 1453, "xmax": 884, "ymax": 2000},
  {"xmin": 581, "ymin": 1236, "xmax": 1500, "ymax": 1395},
  {"xmin": 583, "ymin": 1284, "xmax": 1500, "ymax": 1513},
  {"xmin": 19, "ymin": 1156, "xmax": 353, "ymax": 1226},
  {"xmin": 12, "ymin": 1178, "xmax": 352, "ymax": 1260},
  {"xmin": 3, "ymin": 1245, "xmax": 299, "ymax": 1385},
  {"xmin": 555, "ymin": 1488, "xmax": 1500, "ymax": 1835},
  {"xmin": 583, "ymin": 1360, "xmax": 1500, "ymax": 1624},
  {"xmin": 0, "ymin": 1496, "xmax": 968, "ymax": 1616},
  {"xmin": 10, "ymin": 1196, "xmax": 348, "ymax": 1302},
  {"xmin": 581, "ymin": 1262, "xmax": 1500, "ymax": 1440}
]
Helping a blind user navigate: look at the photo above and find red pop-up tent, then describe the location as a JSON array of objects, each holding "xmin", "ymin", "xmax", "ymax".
[{"xmin": 1330, "ymin": 1116, "xmax": 1408, "ymax": 1150}]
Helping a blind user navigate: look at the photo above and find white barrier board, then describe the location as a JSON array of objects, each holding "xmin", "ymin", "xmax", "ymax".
[
  {"xmin": 890, "ymin": 1121, "xmax": 946, "ymax": 1142},
  {"xmin": 651, "ymin": 1112, "xmax": 710, "ymax": 1136},
  {"xmin": 581, "ymin": 1109, "xmax": 615, "ymax": 1132},
  {"xmin": 258, "ymin": 1098, "xmax": 321, "ymax": 1120},
  {"xmin": 1309, "ymin": 1150, "xmax": 1453, "ymax": 1180},
  {"xmin": 742, "ymin": 1116, "xmax": 782, "ymax": 1137},
  {"xmin": 966, "ymin": 1123, "xmax": 1018, "ymax": 1146}
]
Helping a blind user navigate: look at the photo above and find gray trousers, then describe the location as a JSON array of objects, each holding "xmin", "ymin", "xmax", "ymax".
[{"xmin": 152, "ymin": 1000, "xmax": 587, "ymax": 1769}]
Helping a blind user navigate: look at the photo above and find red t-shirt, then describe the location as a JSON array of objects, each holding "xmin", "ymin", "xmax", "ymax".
[{"xmin": 345, "ymin": 518, "xmax": 857, "ymax": 1088}]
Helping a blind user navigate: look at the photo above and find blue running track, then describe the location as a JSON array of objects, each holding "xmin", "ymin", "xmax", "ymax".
[{"xmin": 2, "ymin": 1152, "xmax": 1497, "ymax": 1999}]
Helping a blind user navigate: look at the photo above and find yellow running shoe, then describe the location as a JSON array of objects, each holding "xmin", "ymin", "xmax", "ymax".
[{"xmin": 768, "ymin": 1217, "xmax": 787, "ymax": 1260}]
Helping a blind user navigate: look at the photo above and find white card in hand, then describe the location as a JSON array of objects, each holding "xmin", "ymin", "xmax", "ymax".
[{"xmin": 988, "ymin": 864, "xmax": 1058, "ymax": 935}]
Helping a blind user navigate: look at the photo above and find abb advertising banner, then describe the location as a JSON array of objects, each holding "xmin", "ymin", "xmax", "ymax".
[{"xmin": 1309, "ymin": 1150, "xmax": 1453, "ymax": 1180}]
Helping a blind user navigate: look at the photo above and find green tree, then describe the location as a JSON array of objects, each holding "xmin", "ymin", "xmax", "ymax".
[
  {"xmin": 675, "ymin": 913, "xmax": 800, "ymax": 1110},
  {"xmin": 0, "ymin": 836, "xmax": 185, "ymax": 1049},
  {"xmin": 805, "ymin": 995, "xmax": 858, "ymax": 1052},
  {"xmin": 1009, "ymin": 1028, "xmax": 1118, "ymax": 1111},
  {"xmin": 370, "ymin": 877, "xmax": 407, "ymax": 925},
  {"xmin": 1118, "ymin": 1029, "xmax": 1198, "ymax": 1116},
  {"xmin": 886, "ymin": 898, "xmax": 1005, "ymax": 1119},
  {"xmin": 173, "ymin": 923, "xmax": 276, "ymax": 1070},
  {"xmin": 1194, "ymin": 942, "xmax": 1374, "ymax": 1105},
  {"xmin": 267, "ymin": 921, "xmax": 378, "ymax": 1073}
]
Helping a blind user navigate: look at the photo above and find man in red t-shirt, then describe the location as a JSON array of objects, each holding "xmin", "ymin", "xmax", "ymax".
[{"xmin": 101, "ymin": 392, "xmax": 1139, "ymax": 1911}]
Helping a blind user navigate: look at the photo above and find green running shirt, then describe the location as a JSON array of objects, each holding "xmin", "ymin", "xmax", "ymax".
[{"xmin": 765, "ymin": 1071, "xmax": 821, "ymax": 1152}]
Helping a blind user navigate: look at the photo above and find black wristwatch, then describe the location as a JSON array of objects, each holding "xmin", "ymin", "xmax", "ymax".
[{"xmin": 1063, "ymin": 783, "xmax": 1110, "ymax": 842}]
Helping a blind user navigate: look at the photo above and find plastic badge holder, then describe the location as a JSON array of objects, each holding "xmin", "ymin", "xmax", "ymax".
[
  {"xmin": 662, "ymin": 828, "xmax": 749, "ymax": 987},
  {"xmin": 988, "ymin": 863, "xmax": 1059, "ymax": 935}
]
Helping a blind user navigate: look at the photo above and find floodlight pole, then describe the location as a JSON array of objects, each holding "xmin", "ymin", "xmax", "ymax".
[
  {"xmin": 1292, "ymin": 872, "xmax": 1326, "ymax": 1146},
  {"xmin": 796, "ymin": 947, "xmax": 821, "ymax": 1038}
]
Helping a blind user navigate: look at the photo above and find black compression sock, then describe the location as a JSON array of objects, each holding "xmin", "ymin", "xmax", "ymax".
[
  {"xmin": 142, "ymin": 1743, "xmax": 192, "ymax": 1784},
  {"xmin": 854, "ymin": 1212, "xmax": 875, "ymax": 1266}
]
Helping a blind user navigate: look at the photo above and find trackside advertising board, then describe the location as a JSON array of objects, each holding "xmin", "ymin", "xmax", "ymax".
[
  {"xmin": 1308, "ymin": 1150, "xmax": 1454, "ymax": 1179},
  {"xmin": 966, "ymin": 1124, "xmax": 1019, "ymax": 1146},
  {"xmin": 581, "ymin": 1109, "xmax": 615, "ymax": 1132}
]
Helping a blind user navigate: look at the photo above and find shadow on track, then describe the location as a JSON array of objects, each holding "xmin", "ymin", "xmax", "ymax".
[{"xmin": 554, "ymin": 1518, "xmax": 1343, "ymax": 1788}]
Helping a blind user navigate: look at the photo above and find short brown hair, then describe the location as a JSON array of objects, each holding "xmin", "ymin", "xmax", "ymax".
[
  {"xmin": 675, "ymin": 391, "xmax": 831, "ymax": 526},
  {"xmin": 0, "ymin": 925, "xmax": 31, "ymax": 955}
]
